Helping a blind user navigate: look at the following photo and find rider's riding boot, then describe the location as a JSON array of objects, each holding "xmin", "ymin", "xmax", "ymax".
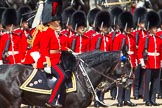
[
  {"xmin": 45, "ymin": 94, "xmax": 63, "ymax": 108},
  {"xmin": 28, "ymin": 106, "xmax": 33, "ymax": 108}
]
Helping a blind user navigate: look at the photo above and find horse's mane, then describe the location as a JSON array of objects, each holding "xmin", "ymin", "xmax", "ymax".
[{"xmin": 78, "ymin": 50, "xmax": 120, "ymax": 66}]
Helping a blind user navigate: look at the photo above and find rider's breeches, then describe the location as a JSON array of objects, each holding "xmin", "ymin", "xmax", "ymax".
[{"xmin": 48, "ymin": 65, "xmax": 65, "ymax": 103}]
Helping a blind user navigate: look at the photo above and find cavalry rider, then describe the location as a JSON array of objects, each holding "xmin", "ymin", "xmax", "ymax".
[
  {"xmin": 133, "ymin": 7, "xmax": 147, "ymax": 100},
  {"xmin": 69, "ymin": 10, "xmax": 89, "ymax": 54},
  {"xmin": 116, "ymin": 11, "xmax": 137, "ymax": 107},
  {"xmin": 109, "ymin": 6, "xmax": 123, "ymax": 100},
  {"xmin": 60, "ymin": 6, "xmax": 76, "ymax": 51},
  {"xmin": 90, "ymin": 10, "xmax": 111, "ymax": 107},
  {"xmin": 36, "ymin": 1, "xmax": 65, "ymax": 107},
  {"xmin": 0, "ymin": 8, "xmax": 27, "ymax": 64},
  {"xmin": 138, "ymin": 10, "xmax": 161, "ymax": 106}
]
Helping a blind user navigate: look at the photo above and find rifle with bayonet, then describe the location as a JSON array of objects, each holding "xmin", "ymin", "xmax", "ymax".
[
  {"xmin": 143, "ymin": 22, "xmax": 149, "ymax": 61},
  {"xmin": 2, "ymin": 25, "xmax": 13, "ymax": 64}
]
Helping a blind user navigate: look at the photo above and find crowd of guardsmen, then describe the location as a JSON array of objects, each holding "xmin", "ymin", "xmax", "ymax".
[{"xmin": 0, "ymin": 0, "xmax": 162, "ymax": 107}]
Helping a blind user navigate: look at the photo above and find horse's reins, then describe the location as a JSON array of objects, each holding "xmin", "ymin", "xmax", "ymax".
[{"xmin": 79, "ymin": 58, "xmax": 121, "ymax": 83}]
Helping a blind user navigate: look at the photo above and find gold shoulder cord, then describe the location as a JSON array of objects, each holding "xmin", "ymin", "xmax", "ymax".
[{"xmin": 31, "ymin": 24, "xmax": 48, "ymax": 47}]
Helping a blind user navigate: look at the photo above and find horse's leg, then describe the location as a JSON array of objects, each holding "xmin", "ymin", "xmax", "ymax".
[{"xmin": 11, "ymin": 98, "xmax": 22, "ymax": 108}]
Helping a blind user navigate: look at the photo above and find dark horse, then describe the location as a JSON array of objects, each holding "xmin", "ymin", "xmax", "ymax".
[{"xmin": 0, "ymin": 50, "xmax": 131, "ymax": 108}]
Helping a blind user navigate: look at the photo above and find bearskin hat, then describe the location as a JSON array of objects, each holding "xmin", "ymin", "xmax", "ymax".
[
  {"xmin": 145, "ymin": 11, "xmax": 160, "ymax": 29},
  {"xmin": 62, "ymin": 7, "xmax": 75, "ymax": 26},
  {"xmin": 133, "ymin": 7, "xmax": 147, "ymax": 26},
  {"xmin": 158, "ymin": 9, "xmax": 162, "ymax": 25},
  {"xmin": 119, "ymin": 11, "xmax": 134, "ymax": 30},
  {"xmin": 95, "ymin": 10, "xmax": 111, "ymax": 30},
  {"xmin": 2, "ymin": 8, "xmax": 17, "ymax": 26},
  {"xmin": 71, "ymin": 10, "xmax": 87, "ymax": 30},
  {"xmin": 87, "ymin": 8, "xmax": 101, "ymax": 26},
  {"xmin": 17, "ymin": 6, "xmax": 32, "ymax": 24},
  {"xmin": 42, "ymin": 1, "xmax": 61, "ymax": 24},
  {"xmin": 110, "ymin": 6, "xmax": 123, "ymax": 26},
  {"xmin": 0, "ymin": 7, "xmax": 6, "ymax": 24}
]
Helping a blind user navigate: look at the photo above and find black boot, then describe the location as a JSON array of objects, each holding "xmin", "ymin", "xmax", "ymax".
[{"xmin": 45, "ymin": 94, "xmax": 63, "ymax": 108}]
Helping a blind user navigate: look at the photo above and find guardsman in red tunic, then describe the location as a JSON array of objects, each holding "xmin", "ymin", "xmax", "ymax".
[
  {"xmin": 84, "ymin": 8, "xmax": 101, "ymax": 40},
  {"xmin": 138, "ymin": 11, "xmax": 161, "ymax": 106},
  {"xmin": 156, "ymin": 9, "xmax": 162, "ymax": 99},
  {"xmin": 17, "ymin": 6, "xmax": 33, "ymax": 62},
  {"xmin": 69, "ymin": 10, "xmax": 89, "ymax": 54},
  {"xmin": 36, "ymin": 1, "xmax": 64, "ymax": 107},
  {"xmin": 133, "ymin": 7, "xmax": 147, "ymax": 100},
  {"xmin": 110, "ymin": 7, "xmax": 123, "ymax": 51},
  {"xmin": 60, "ymin": 7, "xmax": 75, "ymax": 51},
  {"xmin": 0, "ymin": 8, "xmax": 27, "ymax": 64},
  {"xmin": 90, "ymin": 10, "xmax": 111, "ymax": 52},
  {"xmin": 90, "ymin": 10, "xmax": 111, "ymax": 107},
  {"xmin": 109, "ymin": 7, "xmax": 123, "ymax": 100},
  {"xmin": 116, "ymin": 11, "xmax": 137, "ymax": 107}
]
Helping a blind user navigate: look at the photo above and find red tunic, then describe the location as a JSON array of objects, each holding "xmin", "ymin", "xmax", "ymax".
[
  {"xmin": 69, "ymin": 34, "xmax": 90, "ymax": 53},
  {"xmin": 22, "ymin": 28, "xmax": 42, "ymax": 64},
  {"xmin": 126, "ymin": 33, "xmax": 136, "ymax": 68},
  {"xmin": 138, "ymin": 34, "xmax": 162, "ymax": 69},
  {"xmin": 37, "ymin": 27, "xmax": 61, "ymax": 68},
  {"xmin": 110, "ymin": 32, "xmax": 126, "ymax": 51},
  {"xmin": 59, "ymin": 29, "xmax": 71, "ymax": 51},
  {"xmin": 90, "ymin": 33, "xmax": 111, "ymax": 51},
  {"xmin": 0, "ymin": 28, "xmax": 27, "ymax": 64}
]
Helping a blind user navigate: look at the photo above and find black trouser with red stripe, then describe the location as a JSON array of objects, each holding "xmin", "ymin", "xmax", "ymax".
[
  {"xmin": 143, "ymin": 69, "xmax": 160, "ymax": 103},
  {"xmin": 48, "ymin": 65, "xmax": 66, "ymax": 104}
]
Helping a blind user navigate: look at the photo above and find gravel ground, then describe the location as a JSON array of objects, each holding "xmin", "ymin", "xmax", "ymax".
[{"xmin": 22, "ymin": 90, "xmax": 162, "ymax": 108}]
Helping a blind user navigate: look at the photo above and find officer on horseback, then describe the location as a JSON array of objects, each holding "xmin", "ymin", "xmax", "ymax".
[{"xmin": 36, "ymin": 0, "xmax": 65, "ymax": 107}]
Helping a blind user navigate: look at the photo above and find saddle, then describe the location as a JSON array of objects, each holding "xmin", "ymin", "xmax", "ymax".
[{"xmin": 20, "ymin": 68, "xmax": 77, "ymax": 94}]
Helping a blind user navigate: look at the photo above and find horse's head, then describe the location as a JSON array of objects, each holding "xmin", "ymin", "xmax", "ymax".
[{"xmin": 60, "ymin": 51, "xmax": 77, "ymax": 77}]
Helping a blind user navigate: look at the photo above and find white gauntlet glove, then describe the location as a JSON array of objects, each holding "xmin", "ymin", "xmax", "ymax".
[
  {"xmin": 160, "ymin": 61, "xmax": 162, "ymax": 68},
  {"xmin": 44, "ymin": 66, "xmax": 51, "ymax": 74},
  {"xmin": 0, "ymin": 60, "xmax": 3, "ymax": 65},
  {"xmin": 139, "ymin": 58, "xmax": 146, "ymax": 69}
]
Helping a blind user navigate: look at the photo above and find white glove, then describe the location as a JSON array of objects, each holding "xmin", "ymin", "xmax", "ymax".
[
  {"xmin": 160, "ymin": 61, "xmax": 162, "ymax": 68},
  {"xmin": 44, "ymin": 66, "xmax": 51, "ymax": 74},
  {"xmin": 0, "ymin": 60, "xmax": 3, "ymax": 65},
  {"xmin": 139, "ymin": 58, "xmax": 146, "ymax": 69},
  {"xmin": 30, "ymin": 51, "xmax": 40, "ymax": 63}
]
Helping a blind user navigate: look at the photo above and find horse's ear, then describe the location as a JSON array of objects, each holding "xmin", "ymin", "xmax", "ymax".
[{"xmin": 60, "ymin": 51, "xmax": 77, "ymax": 71}]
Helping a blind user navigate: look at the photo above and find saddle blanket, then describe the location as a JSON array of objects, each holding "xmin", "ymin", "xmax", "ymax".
[{"xmin": 20, "ymin": 69, "xmax": 77, "ymax": 94}]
